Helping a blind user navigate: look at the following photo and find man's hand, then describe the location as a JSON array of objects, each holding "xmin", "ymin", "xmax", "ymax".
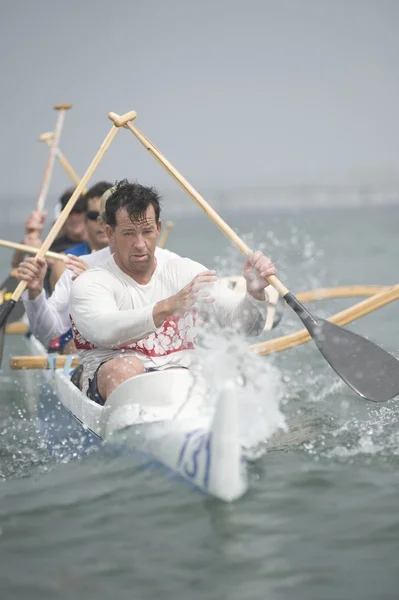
[
  {"xmin": 171, "ymin": 271, "xmax": 217, "ymax": 314},
  {"xmin": 153, "ymin": 271, "xmax": 217, "ymax": 327},
  {"xmin": 65, "ymin": 254, "xmax": 89, "ymax": 281},
  {"xmin": 22, "ymin": 232, "xmax": 42, "ymax": 249},
  {"xmin": 17, "ymin": 257, "xmax": 47, "ymax": 300},
  {"xmin": 243, "ymin": 251, "xmax": 277, "ymax": 301},
  {"xmin": 25, "ymin": 210, "xmax": 46, "ymax": 235}
]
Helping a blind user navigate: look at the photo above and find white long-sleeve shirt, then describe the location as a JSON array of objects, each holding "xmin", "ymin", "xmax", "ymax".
[
  {"xmin": 22, "ymin": 246, "xmax": 180, "ymax": 346},
  {"xmin": 69, "ymin": 255, "xmax": 268, "ymax": 393}
]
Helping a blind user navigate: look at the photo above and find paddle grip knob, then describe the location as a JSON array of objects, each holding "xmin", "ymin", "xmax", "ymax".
[
  {"xmin": 39, "ymin": 132, "xmax": 54, "ymax": 142},
  {"xmin": 54, "ymin": 104, "xmax": 72, "ymax": 110},
  {"xmin": 108, "ymin": 111, "xmax": 137, "ymax": 127}
]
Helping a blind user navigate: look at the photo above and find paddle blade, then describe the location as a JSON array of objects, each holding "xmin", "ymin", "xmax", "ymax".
[
  {"xmin": 0, "ymin": 273, "xmax": 26, "ymax": 323},
  {"xmin": 0, "ymin": 323, "xmax": 4, "ymax": 366},
  {"xmin": 273, "ymin": 297, "xmax": 285, "ymax": 329},
  {"xmin": 0, "ymin": 299, "xmax": 16, "ymax": 366},
  {"xmin": 283, "ymin": 292, "xmax": 399, "ymax": 402},
  {"xmin": 0, "ymin": 299, "xmax": 16, "ymax": 330},
  {"xmin": 309, "ymin": 317, "xmax": 399, "ymax": 402}
]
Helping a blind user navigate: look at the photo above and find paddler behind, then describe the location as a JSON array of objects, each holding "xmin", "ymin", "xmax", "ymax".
[
  {"xmin": 69, "ymin": 180, "xmax": 277, "ymax": 405},
  {"xmin": 11, "ymin": 187, "xmax": 88, "ymax": 270},
  {"xmin": 48, "ymin": 181, "xmax": 113, "ymax": 290}
]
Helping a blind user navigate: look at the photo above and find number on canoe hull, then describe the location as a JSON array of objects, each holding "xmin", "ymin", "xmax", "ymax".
[{"xmin": 177, "ymin": 429, "xmax": 212, "ymax": 491}]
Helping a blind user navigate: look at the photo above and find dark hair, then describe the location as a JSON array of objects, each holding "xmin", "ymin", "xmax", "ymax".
[
  {"xmin": 105, "ymin": 180, "xmax": 162, "ymax": 228},
  {"xmin": 59, "ymin": 187, "xmax": 86, "ymax": 213},
  {"xmin": 86, "ymin": 181, "xmax": 113, "ymax": 200}
]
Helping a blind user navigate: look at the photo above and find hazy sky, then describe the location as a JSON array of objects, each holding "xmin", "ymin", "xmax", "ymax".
[{"xmin": 1, "ymin": 0, "xmax": 399, "ymax": 198}]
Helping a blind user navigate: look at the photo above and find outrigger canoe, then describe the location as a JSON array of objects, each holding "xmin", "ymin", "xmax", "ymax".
[
  {"xmin": 14, "ymin": 276, "xmax": 282, "ymax": 501},
  {"xmin": 24, "ymin": 335, "xmax": 248, "ymax": 502}
]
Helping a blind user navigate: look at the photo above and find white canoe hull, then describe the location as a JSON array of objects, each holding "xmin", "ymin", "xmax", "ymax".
[
  {"xmin": 24, "ymin": 334, "xmax": 248, "ymax": 501},
  {"xmin": 53, "ymin": 367, "xmax": 247, "ymax": 502}
]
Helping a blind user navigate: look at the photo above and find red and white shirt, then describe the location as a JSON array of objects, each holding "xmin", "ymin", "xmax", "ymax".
[{"xmin": 69, "ymin": 255, "xmax": 268, "ymax": 393}]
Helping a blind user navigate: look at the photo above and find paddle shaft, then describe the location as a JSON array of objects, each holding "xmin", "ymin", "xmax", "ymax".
[
  {"xmin": 0, "ymin": 239, "xmax": 66, "ymax": 261},
  {"xmin": 114, "ymin": 114, "xmax": 397, "ymax": 322},
  {"xmin": 41, "ymin": 134, "xmax": 87, "ymax": 192},
  {"xmin": 10, "ymin": 124, "xmax": 121, "ymax": 304},
  {"xmin": 36, "ymin": 104, "xmax": 71, "ymax": 213},
  {"xmin": 122, "ymin": 120, "xmax": 388, "ymax": 327},
  {"xmin": 109, "ymin": 115, "xmax": 289, "ymax": 297}
]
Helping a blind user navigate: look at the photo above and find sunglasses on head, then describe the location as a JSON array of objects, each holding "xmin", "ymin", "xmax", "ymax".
[{"xmin": 86, "ymin": 210, "xmax": 100, "ymax": 221}]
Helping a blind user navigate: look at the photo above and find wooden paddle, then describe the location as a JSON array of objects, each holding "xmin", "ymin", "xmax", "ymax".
[
  {"xmin": 110, "ymin": 110, "xmax": 399, "ymax": 403},
  {"xmin": 0, "ymin": 104, "xmax": 71, "ymax": 359},
  {"xmin": 36, "ymin": 104, "xmax": 72, "ymax": 214},
  {"xmin": 39, "ymin": 131, "xmax": 88, "ymax": 193},
  {"xmin": 158, "ymin": 220, "xmax": 174, "ymax": 248},
  {"xmin": 0, "ymin": 110, "xmax": 137, "ymax": 362},
  {"xmin": 0, "ymin": 239, "xmax": 66, "ymax": 262},
  {"xmin": 2, "ymin": 105, "xmax": 70, "ymax": 282}
]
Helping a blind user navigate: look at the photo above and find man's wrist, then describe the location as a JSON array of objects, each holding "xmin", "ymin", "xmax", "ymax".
[
  {"xmin": 247, "ymin": 288, "xmax": 266, "ymax": 301},
  {"xmin": 153, "ymin": 296, "xmax": 175, "ymax": 327},
  {"xmin": 28, "ymin": 287, "xmax": 42, "ymax": 300}
]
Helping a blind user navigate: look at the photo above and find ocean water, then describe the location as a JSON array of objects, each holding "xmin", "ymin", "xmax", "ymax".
[{"xmin": 0, "ymin": 198, "xmax": 399, "ymax": 599}]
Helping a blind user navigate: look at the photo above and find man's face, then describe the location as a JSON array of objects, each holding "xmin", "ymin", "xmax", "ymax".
[
  {"xmin": 63, "ymin": 212, "xmax": 87, "ymax": 242},
  {"xmin": 86, "ymin": 197, "xmax": 108, "ymax": 250},
  {"xmin": 106, "ymin": 204, "xmax": 161, "ymax": 275}
]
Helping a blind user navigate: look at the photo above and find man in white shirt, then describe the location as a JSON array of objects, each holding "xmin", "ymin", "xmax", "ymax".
[
  {"xmin": 17, "ymin": 190, "xmax": 180, "ymax": 349},
  {"xmin": 70, "ymin": 180, "xmax": 277, "ymax": 405}
]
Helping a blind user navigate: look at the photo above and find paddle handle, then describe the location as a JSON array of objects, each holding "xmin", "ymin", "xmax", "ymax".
[
  {"xmin": 11, "ymin": 123, "xmax": 120, "ymax": 303},
  {"xmin": 108, "ymin": 111, "xmax": 137, "ymax": 127},
  {"xmin": 36, "ymin": 104, "xmax": 70, "ymax": 213},
  {"xmin": 39, "ymin": 132, "xmax": 53, "ymax": 143},
  {"xmin": 118, "ymin": 117, "xmax": 290, "ymax": 298},
  {"xmin": 0, "ymin": 239, "xmax": 66, "ymax": 261}
]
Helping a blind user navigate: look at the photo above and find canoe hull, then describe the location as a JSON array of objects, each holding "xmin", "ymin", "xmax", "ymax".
[
  {"xmin": 23, "ymin": 335, "xmax": 248, "ymax": 501},
  {"xmin": 51, "ymin": 364, "xmax": 248, "ymax": 502}
]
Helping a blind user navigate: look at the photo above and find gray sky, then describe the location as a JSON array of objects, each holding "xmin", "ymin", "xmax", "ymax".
[{"xmin": 1, "ymin": 0, "xmax": 399, "ymax": 197}]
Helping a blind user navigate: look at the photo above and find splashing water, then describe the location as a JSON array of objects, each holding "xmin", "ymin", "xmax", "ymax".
[
  {"xmin": 192, "ymin": 222, "xmax": 330, "ymax": 454},
  {"xmin": 190, "ymin": 323, "xmax": 287, "ymax": 453}
]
